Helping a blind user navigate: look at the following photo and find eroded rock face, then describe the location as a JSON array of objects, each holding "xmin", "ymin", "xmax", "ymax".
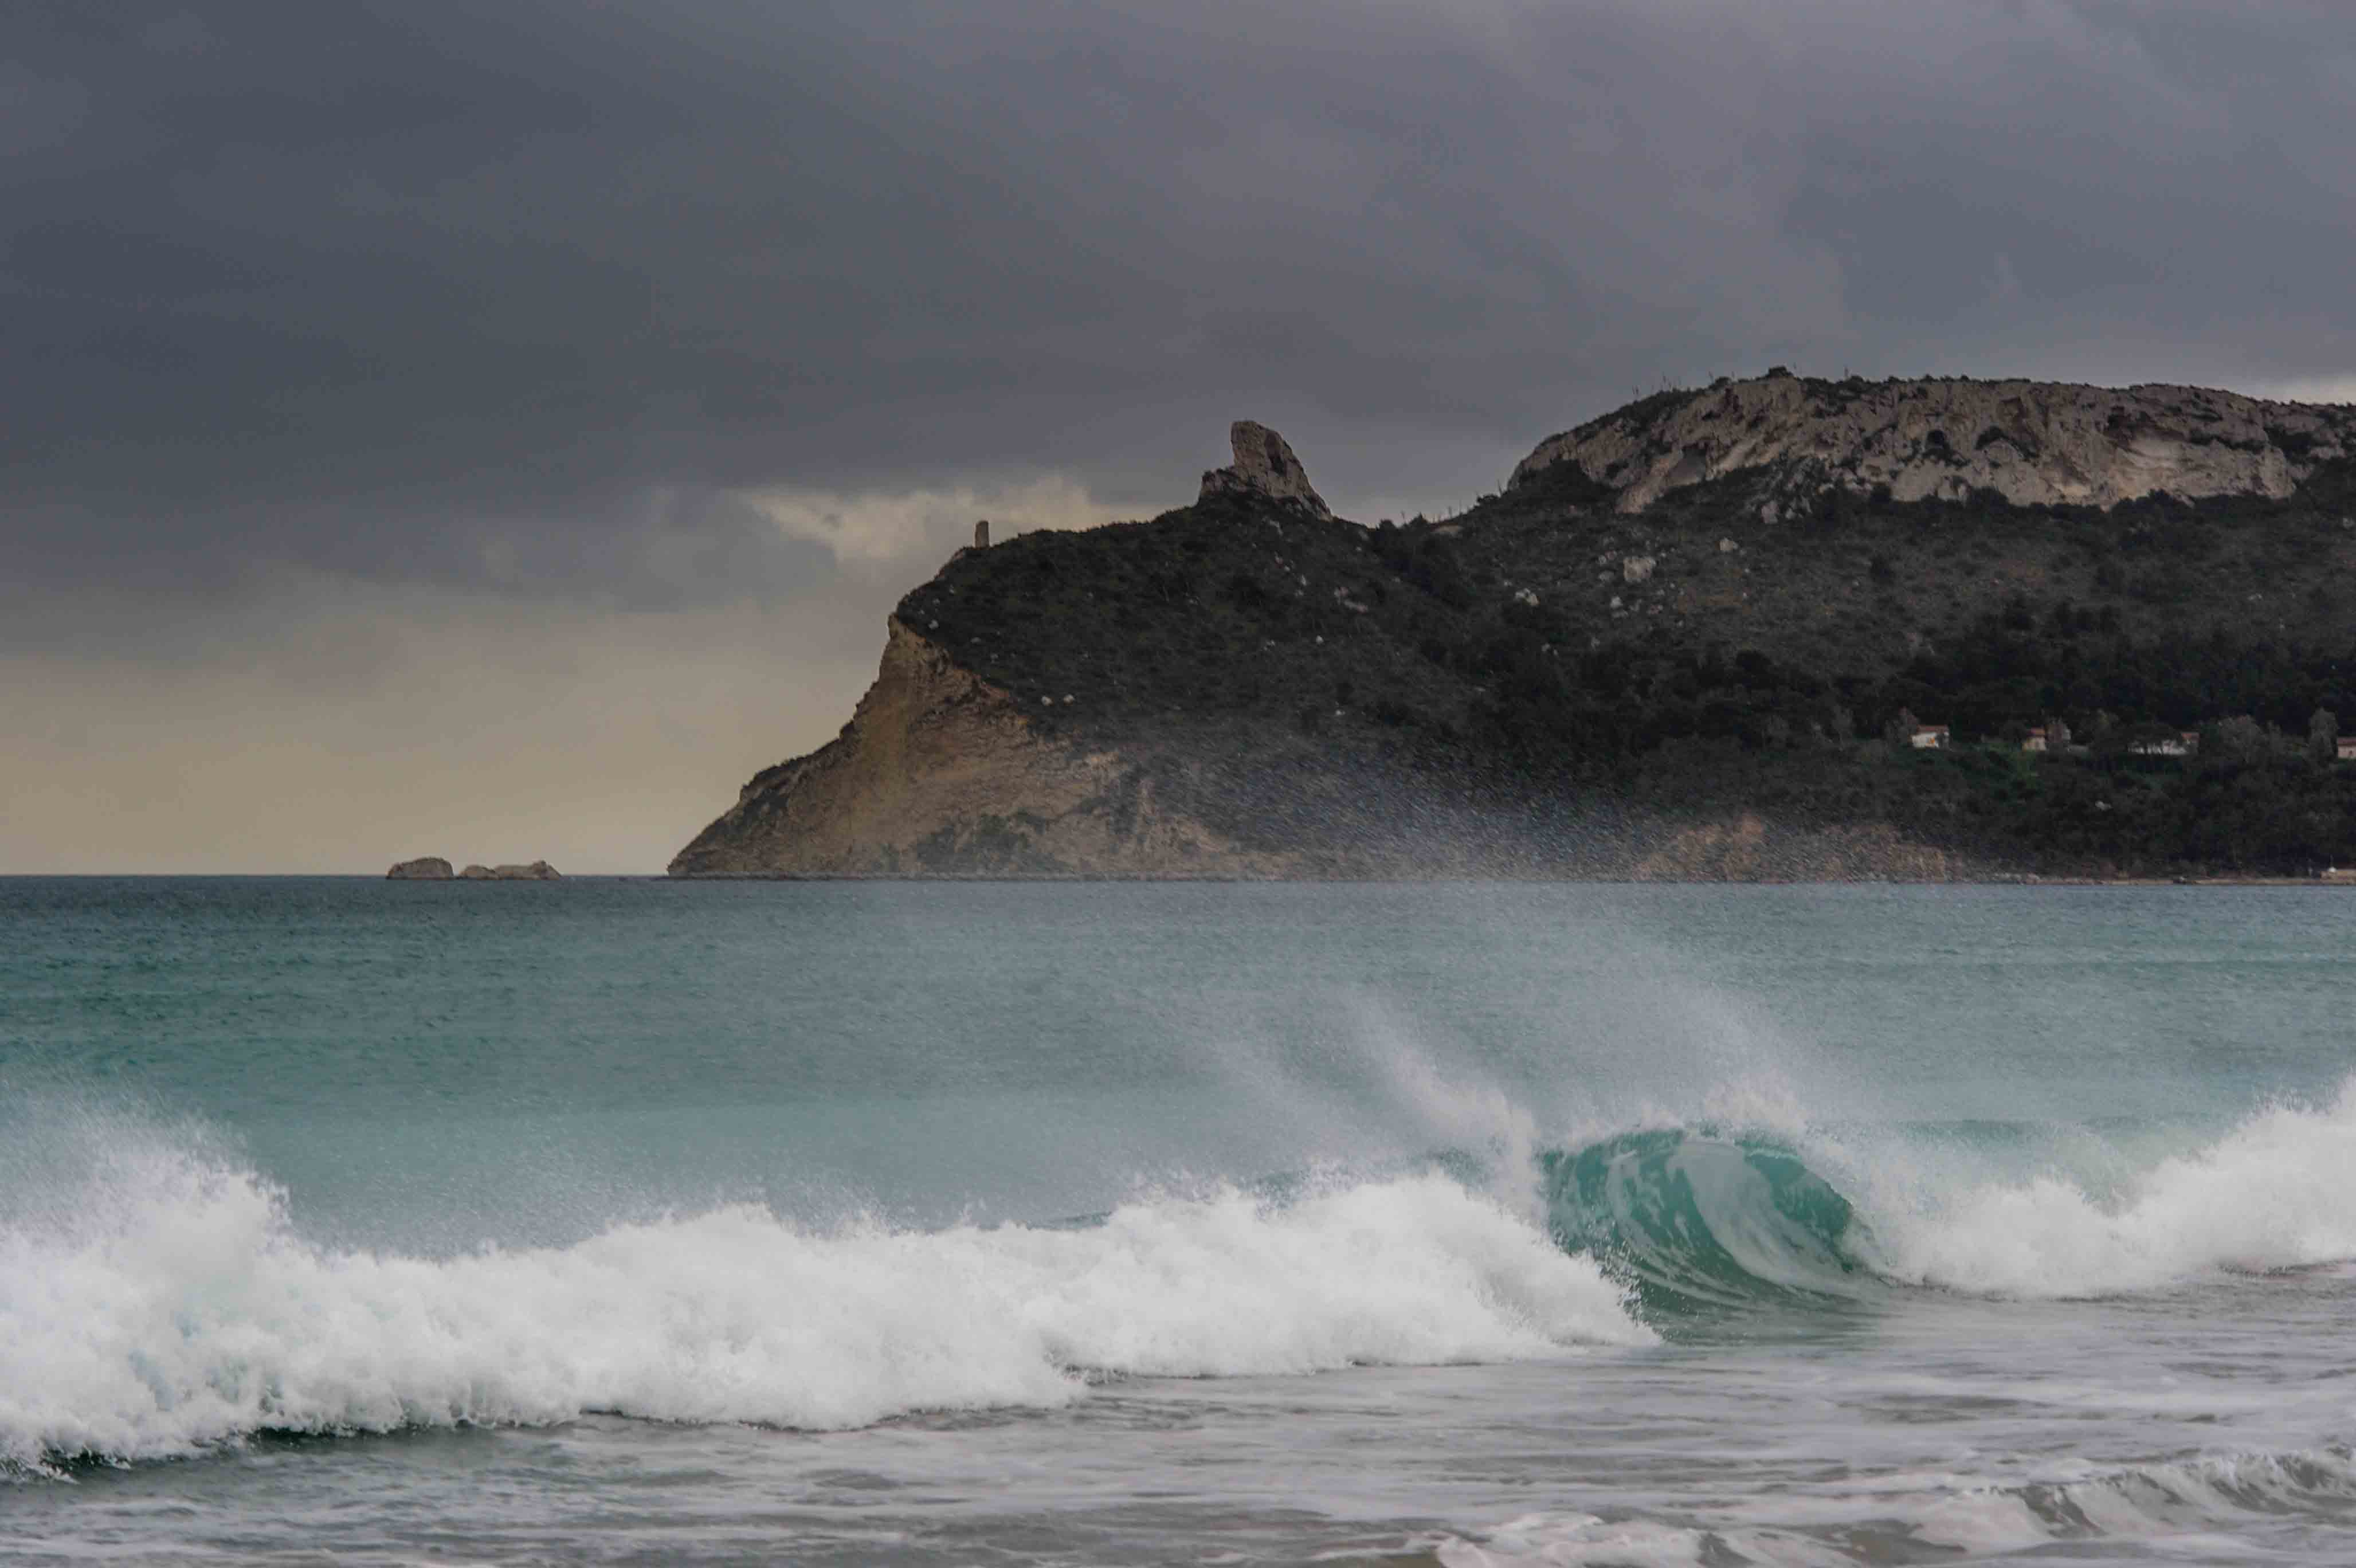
[
  {"xmin": 386, "ymin": 857, "xmax": 453, "ymax": 880},
  {"xmin": 457, "ymin": 861, "xmax": 561, "ymax": 880},
  {"xmin": 1198, "ymin": 420, "xmax": 1332, "ymax": 517},
  {"xmin": 669, "ymin": 620, "xmax": 1285, "ymax": 877},
  {"xmin": 1512, "ymin": 375, "xmax": 2356, "ymax": 513},
  {"xmin": 667, "ymin": 613, "xmax": 1981, "ymax": 880}
]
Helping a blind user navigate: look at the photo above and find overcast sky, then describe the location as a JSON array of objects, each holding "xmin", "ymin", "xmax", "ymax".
[{"xmin": 6, "ymin": 0, "xmax": 2353, "ymax": 871}]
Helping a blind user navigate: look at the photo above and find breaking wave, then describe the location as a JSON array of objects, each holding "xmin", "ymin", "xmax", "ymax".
[
  {"xmin": 1544, "ymin": 1129, "xmax": 1879, "ymax": 1312},
  {"xmin": 1544, "ymin": 1076, "xmax": 2356, "ymax": 1310},
  {"xmin": 1855, "ymin": 1081, "xmax": 2356, "ymax": 1296},
  {"xmin": 0, "ymin": 1126, "xmax": 1648, "ymax": 1473},
  {"xmin": 13, "ymin": 1072, "xmax": 2356, "ymax": 1472}
]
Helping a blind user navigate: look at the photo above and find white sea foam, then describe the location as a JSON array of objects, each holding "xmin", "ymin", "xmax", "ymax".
[
  {"xmin": 1437, "ymin": 1510, "xmax": 1853, "ymax": 1568},
  {"xmin": 1439, "ymin": 1448, "xmax": 2356, "ymax": 1565},
  {"xmin": 1853, "ymin": 1077, "xmax": 2356, "ymax": 1296},
  {"xmin": 0, "ymin": 1134, "xmax": 1650, "ymax": 1471}
]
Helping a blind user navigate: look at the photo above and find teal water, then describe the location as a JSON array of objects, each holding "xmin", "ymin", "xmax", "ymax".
[{"xmin": 5, "ymin": 879, "xmax": 2356, "ymax": 1563}]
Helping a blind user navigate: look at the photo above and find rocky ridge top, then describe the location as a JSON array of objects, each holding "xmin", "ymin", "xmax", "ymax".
[{"xmin": 1511, "ymin": 373, "xmax": 2355, "ymax": 514}]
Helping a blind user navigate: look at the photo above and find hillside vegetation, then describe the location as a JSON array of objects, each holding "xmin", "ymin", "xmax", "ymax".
[{"xmin": 892, "ymin": 378, "xmax": 2356, "ymax": 876}]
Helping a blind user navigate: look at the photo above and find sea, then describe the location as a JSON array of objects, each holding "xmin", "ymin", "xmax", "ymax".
[{"xmin": 4, "ymin": 877, "xmax": 2355, "ymax": 1565}]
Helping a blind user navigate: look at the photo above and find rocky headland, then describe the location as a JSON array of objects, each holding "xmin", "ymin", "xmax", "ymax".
[{"xmin": 672, "ymin": 377, "xmax": 2356, "ymax": 880}]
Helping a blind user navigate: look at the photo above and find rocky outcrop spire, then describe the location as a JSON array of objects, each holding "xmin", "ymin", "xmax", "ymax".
[{"xmin": 1198, "ymin": 420, "xmax": 1331, "ymax": 518}]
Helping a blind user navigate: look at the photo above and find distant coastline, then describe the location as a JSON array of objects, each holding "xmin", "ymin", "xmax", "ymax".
[{"xmin": 387, "ymin": 858, "xmax": 560, "ymax": 881}]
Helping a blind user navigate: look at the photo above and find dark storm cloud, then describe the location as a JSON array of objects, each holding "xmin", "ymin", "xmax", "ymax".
[
  {"xmin": 1776, "ymin": 3, "xmax": 2356, "ymax": 348},
  {"xmin": 5, "ymin": 0, "xmax": 2354, "ymax": 607}
]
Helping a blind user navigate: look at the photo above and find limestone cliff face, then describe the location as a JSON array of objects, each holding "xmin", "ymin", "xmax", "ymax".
[
  {"xmin": 668, "ymin": 620, "xmax": 1292, "ymax": 877},
  {"xmin": 1512, "ymin": 373, "xmax": 2355, "ymax": 513}
]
